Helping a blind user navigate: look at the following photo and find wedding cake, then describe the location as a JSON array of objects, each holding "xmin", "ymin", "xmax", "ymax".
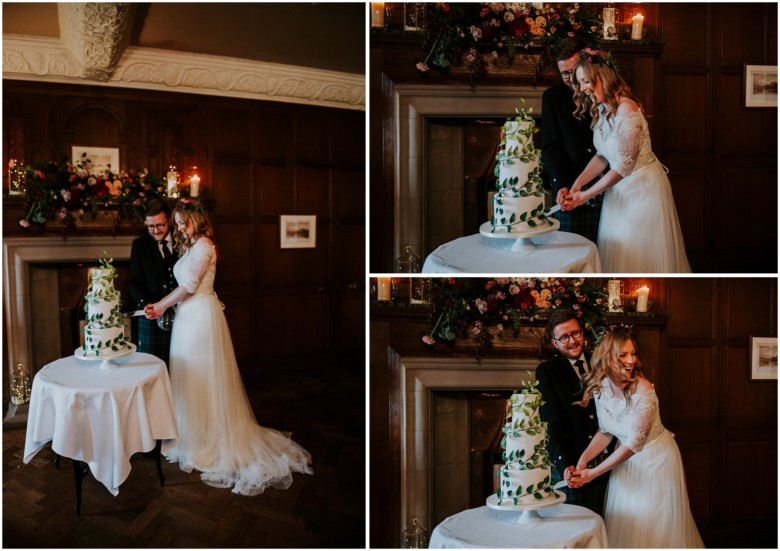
[
  {"xmin": 496, "ymin": 380, "xmax": 554, "ymax": 505},
  {"xmin": 491, "ymin": 106, "xmax": 551, "ymax": 233},
  {"xmin": 81, "ymin": 256, "xmax": 131, "ymax": 357}
]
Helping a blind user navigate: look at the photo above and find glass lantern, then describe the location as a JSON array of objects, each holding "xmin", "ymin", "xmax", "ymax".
[
  {"xmin": 395, "ymin": 245, "xmax": 421, "ymax": 273},
  {"xmin": 8, "ymin": 159, "xmax": 25, "ymax": 196},
  {"xmin": 401, "ymin": 517, "xmax": 428, "ymax": 549}
]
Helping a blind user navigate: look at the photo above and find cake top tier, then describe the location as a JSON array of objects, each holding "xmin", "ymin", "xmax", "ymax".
[{"xmin": 88, "ymin": 256, "xmax": 118, "ymax": 294}]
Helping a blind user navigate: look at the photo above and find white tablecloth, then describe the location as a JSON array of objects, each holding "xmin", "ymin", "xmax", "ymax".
[
  {"xmin": 23, "ymin": 352, "xmax": 179, "ymax": 496},
  {"xmin": 422, "ymin": 231, "xmax": 601, "ymax": 273},
  {"xmin": 429, "ymin": 504, "xmax": 608, "ymax": 548}
]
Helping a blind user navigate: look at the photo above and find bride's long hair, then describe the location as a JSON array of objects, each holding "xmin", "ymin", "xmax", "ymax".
[
  {"xmin": 572, "ymin": 49, "xmax": 641, "ymax": 130},
  {"xmin": 172, "ymin": 199, "xmax": 216, "ymax": 253},
  {"xmin": 576, "ymin": 329, "xmax": 645, "ymax": 408}
]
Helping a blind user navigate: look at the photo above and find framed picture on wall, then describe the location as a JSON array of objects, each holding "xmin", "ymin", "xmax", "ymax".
[
  {"xmin": 749, "ymin": 336, "xmax": 778, "ymax": 380},
  {"xmin": 744, "ymin": 64, "xmax": 778, "ymax": 108},
  {"xmin": 280, "ymin": 214, "xmax": 317, "ymax": 249},
  {"xmin": 71, "ymin": 146, "xmax": 120, "ymax": 174}
]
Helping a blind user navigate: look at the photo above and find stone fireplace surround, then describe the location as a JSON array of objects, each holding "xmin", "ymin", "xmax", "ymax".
[
  {"xmin": 399, "ymin": 356, "xmax": 539, "ymax": 536},
  {"xmin": 393, "ymin": 84, "xmax": 544, "ymax": 264},
  {"xmin": 3, "ymin": 236, "xmax": 134, "ymax": 417}
]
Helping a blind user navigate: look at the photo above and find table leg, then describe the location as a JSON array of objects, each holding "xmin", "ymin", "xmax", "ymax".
[
  {"xmin": 154, "ymin": 439, "xmax": 165, "ymax": 487},
  {"xmin": 72, "ymin": 459, "xmax": 86, "ymax": 515}
]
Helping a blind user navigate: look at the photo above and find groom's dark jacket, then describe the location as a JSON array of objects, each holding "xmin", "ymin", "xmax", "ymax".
[
  {"xmin": 541, "ymin": 82, "xmax": 602, "ymax": 243},
  {"xmin": 128, "ymin": 232, "xmax": 178, "ymax": 310},
  {"xmin": 536, "ymin": 353, "xmax": 601, "ymax": 474}
]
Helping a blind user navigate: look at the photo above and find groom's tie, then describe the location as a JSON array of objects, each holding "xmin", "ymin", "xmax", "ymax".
[
  {"xmin": 574, "ymin": 359, "xmax": 586, "ymax": 378},
  {"xmin": 160, "ymin": 239, "xmax": 173, "ymax": 264}
]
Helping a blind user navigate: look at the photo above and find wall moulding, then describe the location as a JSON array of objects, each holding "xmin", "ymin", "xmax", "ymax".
[{"xmin": 3, "ymin": 35, "xmax": 365, "ymax": 111}]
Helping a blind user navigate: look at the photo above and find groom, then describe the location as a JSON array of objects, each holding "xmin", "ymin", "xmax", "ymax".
[
  {"xmin": 541, "ymin": 37, "xmax": 602, "ymax": 243},
  {"xmin": 536, "ymin": 308, "xmax": 609, "ymax": 517},
  {"xmin": 128, "ymin": 198, "xmax": 179, "ymax": 367}
]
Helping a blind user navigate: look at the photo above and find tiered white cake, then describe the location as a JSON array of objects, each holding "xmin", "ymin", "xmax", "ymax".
[
  {"xmin": 81, "ymin": 257, "xmax": 131, "ymax": 357},
  {"xmin": 497, "ymin": 380, "xmax": 555, "ymax": 505},
  {"xmin": 491, "ymin": 107, "xmax": 551, "ymax": 233}
]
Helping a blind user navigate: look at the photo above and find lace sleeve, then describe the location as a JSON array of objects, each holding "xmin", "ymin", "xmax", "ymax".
[
  {"xmin": 179, "ymin": 239, "xmax": 215, "ymax": 293},
  {"xmin": 612, "ymin": 113, "xmax": 645, "ymax": 177},
  {"xmin": 623, "ymin": 391, "xmax": 659, "ymax": 453}
]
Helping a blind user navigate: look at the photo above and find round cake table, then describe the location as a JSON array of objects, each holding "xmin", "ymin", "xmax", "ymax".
[
  {"xmin": 429, "ymin": 504, "xmax": 608, "ymax": 548},
  {"xmin": 422, "ymin": 231, "xmax": 601, "ymax": 273}
]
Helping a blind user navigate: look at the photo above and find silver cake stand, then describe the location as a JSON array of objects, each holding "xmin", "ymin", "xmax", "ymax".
[
  {"xmin": 75, "ymin": 343, "xmax": 136, "ymax": 370},
  {"xmin": 479, "ymin": 218, "xmax": 560, "ymax": 251},
  {"xmin": 486, "ymin": 490, "xmax": 566, "ymax": 524}
]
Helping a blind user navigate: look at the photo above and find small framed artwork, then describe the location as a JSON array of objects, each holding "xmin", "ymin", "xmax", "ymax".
[
  {"xmin": 280, "ymin": 214, "xmax": 317, "ymax": 249},
  {"xmin": 71, "ymin": 146, "xmax": 120, "ymax": 174},
  {"xmin": 743, "ymin": 65, "xmax": 778, "ymax": 108},
  {"xmin": 749, "ymin": 336, "xmax": 778, "ymax": 381}
]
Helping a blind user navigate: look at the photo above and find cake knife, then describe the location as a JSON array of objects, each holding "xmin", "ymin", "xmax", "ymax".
[
  {"xmin": 123, "ymin": 310, "xmax": 146, "ymax": 317},
  {"xmin": 544, "ymin": 204, "xmax": 561, "ymax": 217}
]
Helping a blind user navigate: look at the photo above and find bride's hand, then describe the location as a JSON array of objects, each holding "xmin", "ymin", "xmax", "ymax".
[
  {"xmin": 144, "ymin": 303, "xmax": 165, "ymax": 320},
  {"xmin": 562, "ymin": 191, "xmax": 586, "ymax": 211},
  {"xmin": 556, "ymin": 187, "xmax": 570, "ymax": 206},
  {"xmin": 568, "ymin": 468, "xmax": 594, "ymax": 488}
]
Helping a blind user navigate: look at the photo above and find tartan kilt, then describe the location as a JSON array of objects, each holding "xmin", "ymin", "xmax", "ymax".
[
  {"xmin": 553, "ymin": 202, "xmax": 602, "ymax": 245},
  {"xmin": 135, "ymin": 317, "xmax": 172, "ymax": 368},
  {"xmin": 550, "ymin": 462, "xmax": 609, "ymax": 518}
]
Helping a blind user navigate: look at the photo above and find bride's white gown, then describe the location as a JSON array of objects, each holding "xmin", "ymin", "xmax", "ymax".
[
  {"xmin": 593, "ymin": 108, "xmax": 692, "ymax": 272},
  {"xmin": 594, "ymin": 379, "xmax": 703, "ymax": 548},
  {"xmin": 163, "ymin": 238, "xmax": 313, "ymax": 495}
]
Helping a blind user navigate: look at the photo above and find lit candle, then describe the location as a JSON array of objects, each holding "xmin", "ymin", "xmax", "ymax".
[
  {"xmin": 377, "ymin": 277, "xmax": 392, "ymax": 301},
  {"xmin": 370, "ymin": 2, "xmax": 385, "ymax": 29},
  {"xmin": 631, "ymin": 13, "xmax": 644, "ymax": 40},
  {"xmin": 190, "ymin": 174, "xmax": 200, "ymax": 197},
  {"xmin": 636, "ymin": 286, "xmax": 650, "ymax": 312}
]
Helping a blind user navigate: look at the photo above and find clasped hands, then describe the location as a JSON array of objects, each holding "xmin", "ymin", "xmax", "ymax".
[
  {"xmin": 563, "ymin": 465, "xmax": 595, "ymax": 488},
  {"xmin": 144, "ymin": 303, "xmax": 165, "ymax": 320},
  {"xmin": 556, "ymin": 187, "xmax": 587, "ymax": 211}
]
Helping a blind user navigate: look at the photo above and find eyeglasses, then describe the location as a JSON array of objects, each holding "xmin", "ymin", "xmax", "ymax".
[
  {"xmin": 552, "ymin": 329, "xmax": 583, "ymax": 344},
  {"xmin": 145, "ymin": 223, "xmax": 168, "ymax": 230},
  {"xmin": 560, "ymin": 70, "xmax": 574, "ymax": 78}
]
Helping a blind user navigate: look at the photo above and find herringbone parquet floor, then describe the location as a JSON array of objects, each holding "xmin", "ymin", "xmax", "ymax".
[{"xmin": 2, "ymin": 354, "xmax": 365, "ymax": 548}]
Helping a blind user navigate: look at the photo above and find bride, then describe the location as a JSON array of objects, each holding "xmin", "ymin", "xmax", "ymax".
[
  {"xmin": 558, "ymin": 49, "xmax": 691, "ymax": 273},
  {"xmin": 567, "ymin": 328, "xmax": 703, "ymax": 548},
  {"xmin": 145, "ymin": 199, "xmax": 313, "ymax": 495}
]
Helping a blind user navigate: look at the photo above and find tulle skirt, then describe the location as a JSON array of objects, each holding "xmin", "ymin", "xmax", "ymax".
[
  {"xmin": 163, "ymin": 292, "xmax": 313, "ymax": 496},
  {"xmin": 604, "ymin": 429, "xmax": 703, "ymax": 548},
  {"xmin": 598, "ymin": 159, "xmax": 692, "ymax": 273}
]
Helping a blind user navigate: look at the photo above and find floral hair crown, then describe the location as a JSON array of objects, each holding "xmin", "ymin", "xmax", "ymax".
[
  {"xmin": 177, "ymin": 197, "xmax": 206, "ymax": 215},
  {"xmin": 594, "ymin": 322, "xmax": 633, "ymax": 348},
  {"xmin": 580, "ymin": 48, "xmax": 620, "ymax": 74}
]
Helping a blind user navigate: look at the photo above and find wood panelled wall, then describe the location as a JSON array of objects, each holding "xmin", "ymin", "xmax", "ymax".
[
  {"xmin": 369, "ymin": 3, "xmax": 778, "ymax": 272},
  {"xmin": 2, "ymin": 81, "xmax": 365, "ymax": 374},
  {"xmin": 370, "ymin": 278, "xmax": 778, "ymax": 548}
]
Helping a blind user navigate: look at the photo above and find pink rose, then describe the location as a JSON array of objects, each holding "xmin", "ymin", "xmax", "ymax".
[
  {"xmin": 19, "ymin": 219, "xmax": 30, "ymax": 228},
  {"xmin": 416, "ymin": 62, "xmax": 430, "ymax": 72},
  {"xmin": 422, "ymin": 335, "xmax": 435, "ymax": 345}
]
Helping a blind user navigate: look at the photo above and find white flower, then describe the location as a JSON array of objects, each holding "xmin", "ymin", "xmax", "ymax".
[{"xmin": 476, "ymin": 298, "xmax": 488, "ymax": 314}]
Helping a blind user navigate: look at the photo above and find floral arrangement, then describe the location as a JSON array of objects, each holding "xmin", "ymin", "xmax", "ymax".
[
  {"xmin": 17, "ymin": 154, "xmax": 167, "ymax": 233},
  {"xmin": 423, "ymin": 277, "xmax": 607, "ymax": 349},
  {"xmin": 417, "ymin": 3, "xmax": 601, "ymax": 82},
  {"xmin": 593, "ymin": 322, "xmax": 633, "ymax": 347}
]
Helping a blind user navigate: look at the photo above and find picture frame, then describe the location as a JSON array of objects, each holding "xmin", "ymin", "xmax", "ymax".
[
  {"xmin": 71, "ymin": 146, "xmax": 120, "ymax": 174},
  {"xmin": 743, "ymin": 64, "xmax": 778, "ymax": 108},
  {"xmin": 749, "ymin": 336, "xmax": 778, "ymax": 381},
  {"xmin": 279, "ymin": 214, "xmax": 317, "ymax": 249}
]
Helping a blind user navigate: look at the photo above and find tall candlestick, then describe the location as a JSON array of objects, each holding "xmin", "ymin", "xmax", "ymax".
[
  {"xmin": 631, "ymin": 13, "xmax": 644, "ymax": 40},
  {"xmin": 377, "ymin": 277, "xmax": 392, "ymax": 301},
  {"xmin": 370, "ymin": 2, "xmax": 385, "ymax": 28},
  {"xmin": 636, "ymin": 286, "xmax": 650, "ymax": 312},
  {"xmin": 190, "ymin": 174, "xmax": 200, "ymax": 197}
]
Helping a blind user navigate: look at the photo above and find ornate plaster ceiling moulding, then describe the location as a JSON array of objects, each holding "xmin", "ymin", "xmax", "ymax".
[
  {"xmin": 58, "ymin": 2, "xmax": 136, "ymax": 81},
  {"xmin": 3, "ymin": 37, "xmax": 365, "ymax": 111},
  {"xmin": 111, "ymin": 47, "xmax": 366, "ymax": 110}
]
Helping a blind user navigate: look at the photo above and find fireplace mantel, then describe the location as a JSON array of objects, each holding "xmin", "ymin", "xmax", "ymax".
[{"xmin": 3, "ymin": 235, "xmax": 135, "ymax": 407}]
